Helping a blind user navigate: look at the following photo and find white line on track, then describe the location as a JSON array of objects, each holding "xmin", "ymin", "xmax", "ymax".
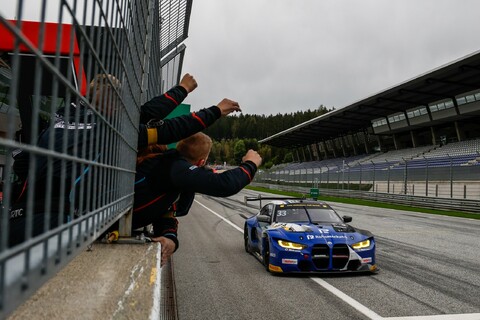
[
  {"xmin": 194, "ymin": 199, "xmax": 480, "ymax": 320},
  {"xmin": 309, "ymin": 277, "xmax": 383, "ymax": 319},
  {"xmin": 386, "ymin": 315, "xmax": 480, "ymax": 320}
]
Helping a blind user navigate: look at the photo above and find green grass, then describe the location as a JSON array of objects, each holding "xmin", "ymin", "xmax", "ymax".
[{"xmin": 245, "ymin": 185, "xmax": 480, "ymax": 220}]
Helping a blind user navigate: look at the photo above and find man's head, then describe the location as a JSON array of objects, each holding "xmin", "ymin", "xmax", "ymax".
[
  {"xmin": 88, "ymin": 74, "xmax": 121, "ymax": 116},
  {"xmin": 176, "ymin": 132, "xmax": 212, "ymax": 167}
]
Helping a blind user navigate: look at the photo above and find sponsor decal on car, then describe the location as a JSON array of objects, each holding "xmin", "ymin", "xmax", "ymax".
[
  {"xmin": 281, "ymin": 258, "xmax": 298, "ymax": 265},
  {"xmin": 270, "ymin": 222, "xmax": 307, "ymax": 232},
  {"xmin": 362, "ymin": 257, "xmax": 372, "ymax": 263},
  {"xmin": 307, "ymin": 234, "xmax": 347, "ymax": 241},
  {"xmin": 315, "ymin": 235, "xmax": 347, "ymax": 239}
]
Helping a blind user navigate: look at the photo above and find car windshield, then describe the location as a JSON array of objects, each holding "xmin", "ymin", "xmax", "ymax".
[
  {"xmin": 275, "ymin": 206, "xmax": 343, "ymax": 224},
  {"xmin": 275, "ymin": 207, "xmax": 310, "ymax": 223},
  {"xmin": 307, "ymin": 208, "xmax": 343, "ymax": 224}
]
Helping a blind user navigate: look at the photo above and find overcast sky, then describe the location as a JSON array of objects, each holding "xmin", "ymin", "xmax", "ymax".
[{"xmin": 181, "ymin": 0, "xmax": 479, "ymax": 116}]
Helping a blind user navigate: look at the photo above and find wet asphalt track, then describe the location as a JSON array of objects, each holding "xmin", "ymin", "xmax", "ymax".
[{"xmin": 173, "ymin": 190, "xmax": 480, "ymax": 320}]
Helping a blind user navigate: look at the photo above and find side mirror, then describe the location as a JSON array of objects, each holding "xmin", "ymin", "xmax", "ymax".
[
  {"xmin": 343, "ymin": 215, "xmax": 352, "ymax": 223},
  {"xmin": 257, "ymin": 215, "xmax": 271, "ymax": 224}
]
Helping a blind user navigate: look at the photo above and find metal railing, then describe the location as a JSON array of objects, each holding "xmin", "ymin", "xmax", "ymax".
[
  {"xmin": 256, "ymin": 158, "xmax": 480, "ymax": 213},
  {"xmin": 0, "ymin": 0, "xmax": 192, "ymax": 318},
  {"xmin": 252, "ymin": 182, "xmax": 480, "ymax": 214},
  {"xmin": 259, "ymin": 159, "xmax": 480, "ymax": 200}
]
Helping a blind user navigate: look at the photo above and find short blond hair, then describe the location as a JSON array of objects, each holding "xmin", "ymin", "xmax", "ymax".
[{"xmin": 176, "ymin": 132, "xmax": 212, "ymax": 164}]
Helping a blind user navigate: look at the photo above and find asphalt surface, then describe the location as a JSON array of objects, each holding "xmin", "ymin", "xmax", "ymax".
[
  {"xmin": 173, "ymin": 190, "xmax": 480, "ymax": 320},
  {"xmin": 5, "ymin": 189, "xmax": 480, "ymax": 320}
]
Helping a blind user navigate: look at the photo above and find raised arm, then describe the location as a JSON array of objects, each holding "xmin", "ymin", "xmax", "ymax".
[
  {"xmin": 137, "ymin": 99, "xmax": 243, "ymax": 150},
  {"xmin": 171, "ymin": 150, "xmax": 262, "ymax": 197},
  {"xmin": 139, "ymin": 73, "xmax": 198, "ymax": 124}
]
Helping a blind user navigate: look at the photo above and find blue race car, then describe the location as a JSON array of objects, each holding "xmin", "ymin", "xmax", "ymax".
[{"xmin": 243, "ymin": 197, "xmax": 377, "ymax": 274}]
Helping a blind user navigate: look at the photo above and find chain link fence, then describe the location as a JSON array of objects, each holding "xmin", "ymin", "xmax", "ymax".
[{"xmin": 0, "ymin": 0, "xmax": 192, "ymax": 317}]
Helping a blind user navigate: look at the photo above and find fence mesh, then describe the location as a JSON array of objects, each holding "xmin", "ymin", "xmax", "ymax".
[{"xmin": 0, "ymin": 0, "xmax": 192, "ymax": 317}]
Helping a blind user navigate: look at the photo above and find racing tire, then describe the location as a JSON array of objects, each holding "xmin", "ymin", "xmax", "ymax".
[
  {"xmin": 244, "ymin": 224, "xmax": 251, "ymax": 254},
  {"xmin": 263, "ymin": 240, "xmax": 270, "ymax": 272}
]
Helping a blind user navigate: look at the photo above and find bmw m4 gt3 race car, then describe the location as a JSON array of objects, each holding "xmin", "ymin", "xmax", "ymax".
[{"xmin": 243, "ymin": 197, "xmax": 377, "ymax": 274}]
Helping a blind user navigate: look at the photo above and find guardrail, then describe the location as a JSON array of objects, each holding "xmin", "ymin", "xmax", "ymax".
[
  {"xmin": 251, "ymin": 182, "xmax": 480, "ymax": 214},
  {"xmin": 258, "ymin": 163, "xmax": 480, "ymax": 200}
]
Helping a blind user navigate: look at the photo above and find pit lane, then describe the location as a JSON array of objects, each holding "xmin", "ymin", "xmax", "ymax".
[{"xmin": 173, "ymin": 190, "xmax": 480, "ymax": 320}]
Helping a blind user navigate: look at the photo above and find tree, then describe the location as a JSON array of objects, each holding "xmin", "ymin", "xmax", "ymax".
[
  {"xmin": 202, "ymin": 105, "xmax": 333, "ymax": 166},
  {"xmin": 233, "ymin": 140, "xmax": 246, "ymax": 164}
]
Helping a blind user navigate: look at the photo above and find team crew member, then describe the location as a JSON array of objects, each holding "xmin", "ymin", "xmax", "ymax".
[
  {"xmin": 127, "ymin": 133, "xmax": 262, "ymax": 265},
  {"xmin": 7, "ymin": 74, "xmax": 241, "ymax": 248}
]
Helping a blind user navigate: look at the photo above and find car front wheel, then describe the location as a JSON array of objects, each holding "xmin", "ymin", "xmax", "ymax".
[
  {"xmin": 244, "ymin": 224, "xmax": 251, "ymax": 253},
  {"xmin": 263, "ymin": 240, "xmax": 270, "ymax": 272}
]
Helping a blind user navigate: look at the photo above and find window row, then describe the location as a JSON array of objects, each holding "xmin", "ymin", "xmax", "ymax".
[{"xmin": 456, "ymin": 91, "xmax": 480, "ymax": 105}]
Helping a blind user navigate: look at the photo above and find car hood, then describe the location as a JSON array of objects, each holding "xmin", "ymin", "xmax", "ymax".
[{"xmin": 266, "ymin": 222, "xmax": 371, "ymax": 245}]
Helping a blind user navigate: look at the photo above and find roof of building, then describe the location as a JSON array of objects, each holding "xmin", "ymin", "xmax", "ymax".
[{"xmin": 259, "ymin": 50, "xmax": 480, "ymax": 148}]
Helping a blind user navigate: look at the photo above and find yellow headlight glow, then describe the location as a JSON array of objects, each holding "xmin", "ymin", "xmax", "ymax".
[
  {"xmin": 268, "ymin": 264, "xmax": 283, "ymax": 272},
  {"xmin": 277, "ymin": 240, "xmax": 306, "ymax": 250},
  {"xmin": 352, "ymin": 239, "xmax": 371, "ymax": 250}
]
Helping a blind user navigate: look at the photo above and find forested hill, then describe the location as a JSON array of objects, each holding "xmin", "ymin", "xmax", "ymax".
[
  {"xmin": 203, "ymin": 106, "xmax": 332, "ymax": 167},
  {"xmin": 204, "ymin": 106, "xmax": 331, "ymax": 140}
]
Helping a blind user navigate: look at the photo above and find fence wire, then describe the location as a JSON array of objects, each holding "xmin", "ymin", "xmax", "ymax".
[{"xmin": 0, "ymin": 0, "xmax": 192, "ymax": 318}]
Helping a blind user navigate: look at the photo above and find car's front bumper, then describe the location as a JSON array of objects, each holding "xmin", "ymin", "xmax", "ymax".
[{"xmin": 268, "ymin": 242, "xmax": 376, "ymax": 273}]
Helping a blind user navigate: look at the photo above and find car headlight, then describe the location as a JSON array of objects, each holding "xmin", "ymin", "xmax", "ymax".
[
  {"xmin": 277, "ymin": 240, "xmax": 306, "ymax": 250},
  {"xmin": 352, "ymin": 239, "xmax": 371, "ymax": 250}
]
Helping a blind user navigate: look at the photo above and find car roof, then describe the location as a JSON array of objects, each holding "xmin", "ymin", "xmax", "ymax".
[{"xmin": 269, "ymin": 199, "xmax": 332, "ymax": 208}]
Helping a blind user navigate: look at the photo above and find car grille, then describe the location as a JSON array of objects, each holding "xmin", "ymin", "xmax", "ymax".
[
  {"xmin": 311, "ymin": 244, "xmax": 329, "ymax": 269},
  {"xmin": 311, "ymin": 244, "xmax": 349, "ymax": 270},
  {"xmin": 332, "ymin": 244, "xmax": 349, "ymax": 269}
]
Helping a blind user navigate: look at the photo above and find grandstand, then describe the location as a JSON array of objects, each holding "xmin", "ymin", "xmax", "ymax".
[{"xmin": 257, "ymin": 51, "xmax": 480, "ymax": 202}]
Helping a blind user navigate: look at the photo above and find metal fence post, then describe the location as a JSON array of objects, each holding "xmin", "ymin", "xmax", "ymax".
[
  {"xmin": 387, "ymin": 160, "xmax": 390, "ymax": 193},
  {"xmin": 448, "ymin": 154, "xmax": 453, "ymax": 198},
  {"xmin": 336, "ymin": 167, "xmax": 340, "ymax": 189},
  {"xmin": 359, "ymin": 162, "xmax": 362, "ymax": 191},
  {"xmin": 319, "ymin": 166, "xmax": 323, "ymax": 188},
  {"xmin": 347, "ymin": 164, "xmax": 351, "ymax": 190},
  {"xmin": 326, "ymin": 166, "xmax": 330, "ymax": 187},
  {"xmin": 118, "ymin": 0, "xmax": 156, "ymax": 238},
  {"xmin": 371, "ymin": 160, "xmax": 375, "ymax": 192},
  {"xmin": 424, "ymin": 156, "xmax": 429, "ymax": 197}
]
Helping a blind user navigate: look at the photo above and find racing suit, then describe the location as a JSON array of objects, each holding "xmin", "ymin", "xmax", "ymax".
[{"xmin": 130, "ymin": 149, "xmax": 258, "ymax": 250}]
